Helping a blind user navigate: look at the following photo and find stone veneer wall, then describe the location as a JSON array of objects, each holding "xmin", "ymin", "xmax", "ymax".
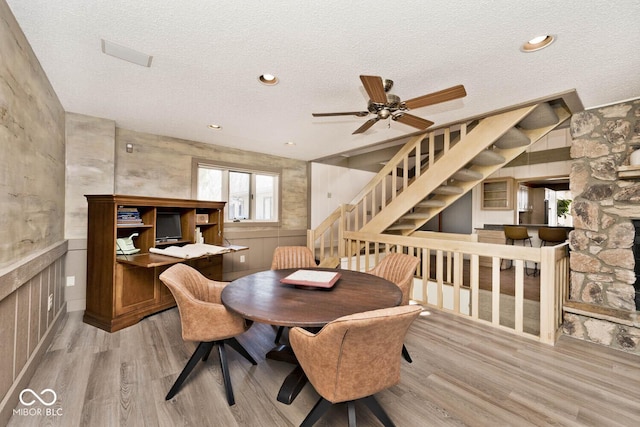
[{"xmin": 564, "ymin": 98, "xmax": 640, "ymax": 353}]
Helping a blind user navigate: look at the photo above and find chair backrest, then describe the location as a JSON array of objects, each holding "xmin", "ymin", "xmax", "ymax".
[
  {"xmin": 270, "ymin": 246, "xmax": 317, "ymax": 270},
  {"xmin": 504, "ymin": 225, "xmax": 530, "ymax": 240},
  {"xmin": 538, "ymin": 227, "xmax": 567, "ymax": 243},
  {"xmin": 367, "ymin": 253, "xmax": 420, "ymax": 305},
  {"xmin": 289, "ymin": 305, "xmax": 422, "ymax": 403},
  {"xmin": 159, "ymin": 263, "xmax": 247, "ymax": 342}
]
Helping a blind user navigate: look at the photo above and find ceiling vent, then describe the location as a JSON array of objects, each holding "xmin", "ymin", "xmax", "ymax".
[{"xmin": 101, "ymin": 39, "xmax": 153, "ymax": 67}]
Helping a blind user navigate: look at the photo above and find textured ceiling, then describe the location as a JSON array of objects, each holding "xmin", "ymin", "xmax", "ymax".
[{"xmin": 6, "ymin": 1, "xmax": 640, "ymax": 162}]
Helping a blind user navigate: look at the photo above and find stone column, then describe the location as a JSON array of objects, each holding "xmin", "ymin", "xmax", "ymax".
[{"xmin": 564, "ymin": 99, "xmax": 640, "ymax": 353}]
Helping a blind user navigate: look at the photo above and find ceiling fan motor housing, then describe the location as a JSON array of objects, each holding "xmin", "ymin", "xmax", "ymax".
[{"xmin": 368, "ymin": 93, "xmax": 403, "ymax": 118}]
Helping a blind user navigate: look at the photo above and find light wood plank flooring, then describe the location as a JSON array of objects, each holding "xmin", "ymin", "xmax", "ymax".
[{"xmin": 8, "ymin": 308, "xmax": 640, "ymax": 426}]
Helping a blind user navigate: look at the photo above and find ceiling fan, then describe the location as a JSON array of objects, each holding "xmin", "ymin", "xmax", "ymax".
[{"xmin": 312, "ymin": 75, "xmax": 467, "ymax": 134}]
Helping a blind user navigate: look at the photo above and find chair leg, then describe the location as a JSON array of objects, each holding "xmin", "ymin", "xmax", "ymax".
[
  {"xmin": 361, "ymin": 395, "xmax": 396, "ymax": 427},
  {"xmin": 401, "ymin": 344, "xmax": 412, "ymax": 363},
  {"xmin": 347, "ymin": 401, "xmax": 357, "ymax": 427},
  {"xmin": 300, "ymin": 398, "xmax": 332, "ymax": 427},
  {"xmin": 218, "ymin": 343, "xmax": 235, "ymax": 406},
  {"xmin": 202, "ymin": 344, "xmax": 214, "ymax": 362},
  {"xmin": 166, "ymin": 341, "xmax": 214, "ymax": 400},
  {"xmin": 226, "ymin": 337, "xmax": 258, "ymax": 365},
  {"xmin": 275, "ymin": 325, "xmax": 285, "ymax": 344}
]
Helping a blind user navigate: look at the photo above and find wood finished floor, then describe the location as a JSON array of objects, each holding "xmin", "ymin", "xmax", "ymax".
[{"xmin": 8, "ymin": 308, "xmax": 640, "ymax": 427}]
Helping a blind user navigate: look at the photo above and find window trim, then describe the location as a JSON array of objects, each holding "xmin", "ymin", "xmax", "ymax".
[{"xmin": 192, "ymin": 158, "xmax": 281, "ymax": 226}]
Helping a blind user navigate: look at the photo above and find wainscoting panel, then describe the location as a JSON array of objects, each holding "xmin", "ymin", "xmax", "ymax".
[{"xmin": 0, "ymin": 241, "xmax": 67, "ymax": 426}]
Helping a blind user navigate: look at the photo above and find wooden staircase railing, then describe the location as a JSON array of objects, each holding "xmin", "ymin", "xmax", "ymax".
[{"xmin": 309, "ymin": 101, "xmax": 571, "ymax": 265}]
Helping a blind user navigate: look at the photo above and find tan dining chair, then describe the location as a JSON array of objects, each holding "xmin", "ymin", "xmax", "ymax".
[
  {"xmin": 290, "ymin": 305, "xmax": 422, "ymax": 427},
  {"xmin": 159, "ymin": 263, "xmax": 256, "ymax": 406},
  {"xmin": 367, "ymin": 252, "xmax": 420, "ymax": 362},
  {"xmin": 270, "ymin": 245, "xmax": 317, "ymax": 270},
  {"xmin": 270, "ymin": 246, "xmax": 318, "ymax": 343}
]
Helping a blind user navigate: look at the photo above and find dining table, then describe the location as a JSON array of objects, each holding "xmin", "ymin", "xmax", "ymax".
[{"xmin": 221, "ymin": 267, "xmax": 402, "ymax": 404}]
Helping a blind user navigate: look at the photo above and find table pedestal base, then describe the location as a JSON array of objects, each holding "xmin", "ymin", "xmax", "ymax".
[
  {"xmin": 266, "ymin": 344, "xmax": 309, "ymax": 404},
  {"xmin": 266, "ymin": 344, "xmax": 298, "ymax": 364},
  {"xmin": 277, "ymin": 365, "xmax": 308, "ymax": 405}
]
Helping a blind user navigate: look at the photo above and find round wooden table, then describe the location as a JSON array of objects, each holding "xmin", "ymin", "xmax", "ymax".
[
  {"xmin": 221, "ymin": 268, "xmax": 402, "ymax": 327},
  {"xmin": 221, "ymin": 267, "xmax": 402, "ymax": 404}
]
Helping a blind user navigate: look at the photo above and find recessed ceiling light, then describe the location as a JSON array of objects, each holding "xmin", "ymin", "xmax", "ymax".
[
  {"xmin": 259, "ymin": 74, "xmax": 279, "ymax": 85},
  {"xmin": 284, "ymin": 141, "xmax": 296, "ymax": 146},
  {"xmin": 521, "ymin": 35, "xmax": 555, "ymax": 52},
  {"xmin": 208, "ymin": 124, "xmax": 222, "ymax": 130}
]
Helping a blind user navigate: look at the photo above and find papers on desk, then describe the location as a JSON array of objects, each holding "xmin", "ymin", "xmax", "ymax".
[
  {"xmin": 149, "ymin": 243, "xmax": 232, "ymax": 259},
  {"xmin": 280, "ymin": 269, "xmax": 342, "ymax": 289}
]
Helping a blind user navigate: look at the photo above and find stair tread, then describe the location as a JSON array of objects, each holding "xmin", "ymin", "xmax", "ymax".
[
  {"xmin": 494, "ymin": 127, "xmax": 531, "ymax": 149},
  {"xmin": 432, "ymin": 185, "xmax": 464, "ymax": 195},
  {"xmin": 387, "ymin": 223, "xmax": 416, "ymax": 230},
  {"xmin": 416, "ymin": 199, "xmax": 446, "ymax": 208},
  {"xmin": 472, "ymin": 150, "xmax": 506, "ymax": 166},
  {"xmin": 451, "ymin": 168, "xmax": 483, "ymax": 181},
  {"xmin": 402, "ymin": 212, "xmax": 432, "ymax": 219},
  {"xmin": 518, "ymin": 102, "xmax": 559, "ymax": 129}
]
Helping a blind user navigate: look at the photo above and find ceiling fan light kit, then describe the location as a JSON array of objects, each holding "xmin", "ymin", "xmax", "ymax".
[{"xmin": 313, "ymin": 75, "xmax": 466, "ymax": 134}]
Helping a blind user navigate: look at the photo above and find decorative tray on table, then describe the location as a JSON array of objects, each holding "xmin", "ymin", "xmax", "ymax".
[{"xmin": 280, "ymin": 269, "xmax": 342, "ymax": 289}]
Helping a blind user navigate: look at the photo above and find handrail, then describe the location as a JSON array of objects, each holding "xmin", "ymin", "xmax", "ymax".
[
  {"xmin": 341, "ymin": 230, "xmax": 568, "ymax": 345},
  {"xmin": 348, "ymin": 132, "xmax": 427, "ymax": 205}
]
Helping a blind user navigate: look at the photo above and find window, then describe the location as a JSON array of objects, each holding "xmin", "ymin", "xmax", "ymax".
[{"xmin": 195, "ymin": 160, "xmax": 280, "ymax": 224}]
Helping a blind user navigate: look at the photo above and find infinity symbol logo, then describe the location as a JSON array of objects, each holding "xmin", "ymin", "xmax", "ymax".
[{"xmin": 19, "ymin": 389, "xmax": 57, "ymax": 406}]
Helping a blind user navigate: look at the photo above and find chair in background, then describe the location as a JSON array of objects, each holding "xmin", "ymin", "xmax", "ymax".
[
  {"xmin": 538, "ymin": 227, "xmax": 568, "ymax": 246},
  {"xmin": 502, "ymin": 225, "xmax": 536, "ymax": 275},
  {"xmin": 367, "ymin": 252, "xmax": 420, "ymax": 363},
  {"xmin": 159, "ymin": 263, "xmax": 256, "ymax": 406},
  {"xmin": 270, "ymin": 245, "xmax": 317, "ymax": 270},
  {"xmin": 271, "ymin": 246, "xmax": 318, "ymax": 343},
  {"xmin": 290, "ymin": 305, "xmax": 422, "ymax": 427}
]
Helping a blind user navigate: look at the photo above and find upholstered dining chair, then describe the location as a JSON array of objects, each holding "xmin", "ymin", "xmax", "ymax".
[
  {"xmin": 290, "ymin": 305, "xmax": 422, "ymax": 427},
  {"xmin": 159, "ymin": 263, "xmax": 256, "ymax": 406},
  {"xmin": 270, "ymin": 246, "xmax": 318, "ymax": 343},
  {"xmin": 367, "ymin": 252, "xmax": 420, "ymax": 362},
  {"xmin": 270, "ymin": 245, "xmax": 317, "ymax": 270}
]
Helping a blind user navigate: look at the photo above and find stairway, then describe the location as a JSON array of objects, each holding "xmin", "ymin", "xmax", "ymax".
[
  {"xmin": 358, "ymin": 102, "xmax": 571, "ymax": 236},
  {"xmin": 308, "ymin": 94, "xmax": 579, "ymax": 263}
]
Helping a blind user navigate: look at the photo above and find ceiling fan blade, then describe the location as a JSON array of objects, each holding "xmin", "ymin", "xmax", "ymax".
[
  {"xmin": 359, "ymin": 75, "xmax": 387, "ymax": 104},
  {"xmin": 352, "ymin": 118, "xmax": 380, "ymax": 134},
  {"xmin": 404, "ymin": 84, "xmax": 467, "ymax": 110},
  {"xmin": 312, "ymin": 111, "xmax": 369, "ymax": 117},
  {"xmin": 393, "ymin": 113, "xmax": 434, "ymax": 130}
]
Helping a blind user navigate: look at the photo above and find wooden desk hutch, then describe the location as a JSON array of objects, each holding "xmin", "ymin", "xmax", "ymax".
[{"xmin": 84, "ymin": 194, "xmax": 226, "ymax": 332}]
